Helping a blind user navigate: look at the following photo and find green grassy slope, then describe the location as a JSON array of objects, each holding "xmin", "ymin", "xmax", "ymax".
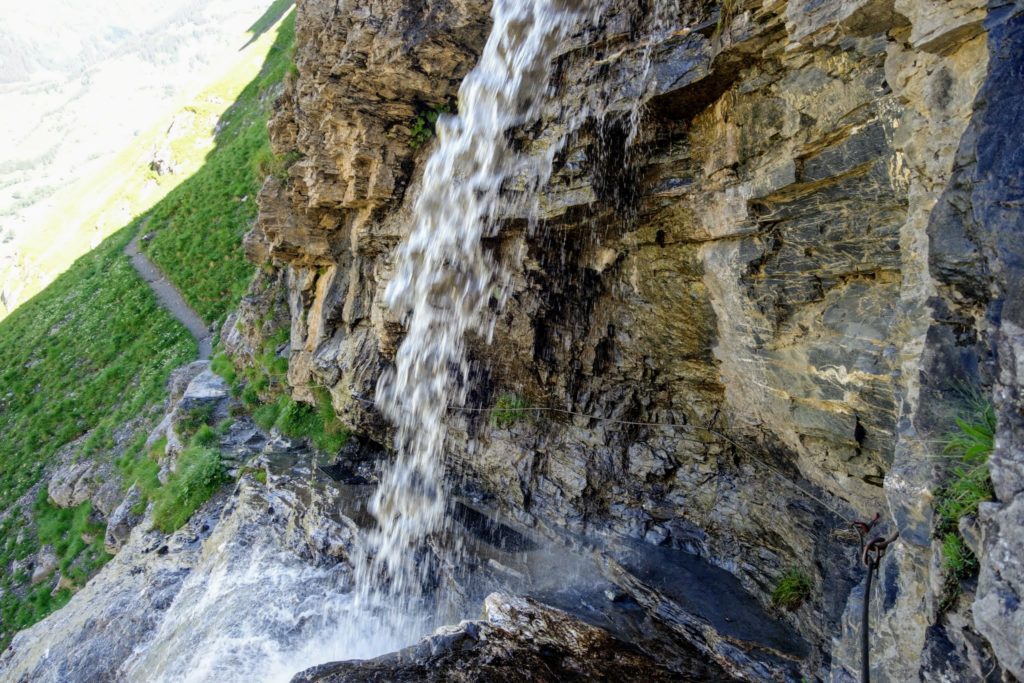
[
  {"xmin": 0, "ymin": 227, "xmax": 194, "ymax": 642},
  {"xmin": 142, "ymin": 13, "xmax": 296, "ymax": 324},
  {"xmin": 0, "ymin": 11, "xmax": 295, "ymax": 649}
]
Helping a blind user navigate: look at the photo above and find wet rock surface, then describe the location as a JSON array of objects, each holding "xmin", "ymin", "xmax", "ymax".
[
  {"xmin": 0, "ymin": 446, "xmax": 353, "ymax": 682},
  {"xmin": 292, "ymin": 593, "xmax": 714, "ymax": 683}
]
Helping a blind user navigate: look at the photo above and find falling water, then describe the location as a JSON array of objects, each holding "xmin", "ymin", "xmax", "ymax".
[
  {"xmin": 363, "ymin": 0, "xmax": 595, "ymax": 623},
  {"xmin": 108, "ymin": 3, "xmax": 691, "ymax": 681}
]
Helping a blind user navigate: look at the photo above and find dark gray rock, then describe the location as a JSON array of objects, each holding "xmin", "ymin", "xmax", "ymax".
[{"xmin": 291, "ymin": 593, "xmax": 713, "ymax": 683}]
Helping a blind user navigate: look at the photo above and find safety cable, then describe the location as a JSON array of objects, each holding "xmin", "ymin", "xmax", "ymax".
[{"xmin": 347, "ymin": 393, "xmax": 858, "ymax": 524}]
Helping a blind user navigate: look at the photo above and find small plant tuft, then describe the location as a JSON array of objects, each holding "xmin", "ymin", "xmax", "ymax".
[
  {"xmin": 491, "ymin": 393, "xmax": 531, "ymax": 429},
  {"xmin": 409, "ymin": 104, "xmax": 451, "ymax": 149},
  {"xmin": 935, "ymin": 401, "xmax": 995, "ymax": 607},
  {"xmin": 252, "ymin": 147, "xmax": 303, "ymax": 181},
  {"xmin": 191, "ymin": 424, "xmax": 220, "ymax": 448},
  {"xmin": 771, "ymin": 568, "xmax": 813, "ymax": 610},
  {"xmin": 175, "ymin": 403, "xmax": 216, "ymax": 442},
  {"xmin": 151, "ymin": 446, "xmax": 228, "ymax": 533}
]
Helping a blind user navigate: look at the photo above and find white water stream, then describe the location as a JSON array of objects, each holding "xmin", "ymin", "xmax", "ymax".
[
  {"xmin": 364, "ymin": 0, "xmax": 591, "ymax": 622},
  {"xmin": 115, "ymin": 2, "xmax": 690, "ymax": 681}
]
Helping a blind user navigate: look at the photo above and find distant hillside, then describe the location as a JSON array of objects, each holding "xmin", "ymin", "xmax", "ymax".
[{"xmin": 0, "ymin": 0, "xmax": 286, "ymax": 317}]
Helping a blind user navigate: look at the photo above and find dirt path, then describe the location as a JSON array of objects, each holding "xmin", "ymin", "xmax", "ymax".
[{"xmin": 126, "ymin": 234, "xmax": 212, "ymax": 359}]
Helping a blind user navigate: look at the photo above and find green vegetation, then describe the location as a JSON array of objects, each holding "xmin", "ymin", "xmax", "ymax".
[
  {"xmin": 117, "ymin": 434, "xmax": 229, "ymax": 535},
  {"xmin": 34, "ymin": 492, "xmax": 110, "ymax": 585},
  {"xmin": 251, "ymin": 147, "xmax": 303, "ymax": 181},
  {"xmin": 239, "ymin": 466, "xmax": 269, "ymax": 485},
  {"xmin": 1, "ymin": 9, "xmax": 293, "ymax": 325},
  {"xmin": 935, "ymin": 402, "xmax": 995, "ymax": 607},
  {"xmin": 246, "ymin": 0, "xmax": 296, "ymax": 41},
  {"xmin": 142, "ymin": 13, "xmax": 297, "ymax": 323},
  {"xmin": 491, "ymin": 393, "xmax": 531, "ymax": 429},
  {"xmin": 192, "ymin": 424, "xmax": 220, "ymax": 448},
  {"xmin": 175, "ymin": 404, "xmax": 216, "ymax": 442},
  {"xmin": 410, "ymin": 104, "xmax": 451, "ymax": 148},
  {"xmin": 0, "ymin": 227, "xmax": 192, "ymax": 645},
  {"xmin": 212, "ymin": 327, "xmax": 349, "ymax": 453},
  {"xmin": 771, "ymin": 568, "xmax": 813, "ymax": 610},
  {"xmin": 117, "ymin": 437, "xmax": 166, "ymax": 513},
  {"xmin": 0, "ymin": 7, "xmax": 297, "ymax": 646},
  {"xmin": 151, "ymin": 446, "xmax": 228, "ymax": 533},
  {"xmin": 0, "ymin": 227, "xmax": 194, "ymax": 514},
  {"xmin": 246, "ymin": 388, "xmax": 348, "ymax": 452}
]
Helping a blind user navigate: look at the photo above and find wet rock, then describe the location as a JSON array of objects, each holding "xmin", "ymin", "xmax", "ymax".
[
  {"xmin": 292, "ymin": 593, "xmax": 702, "ymax": 683},
  {"xmin": 1, "ymin": 448, "xmax": 353, "ymax": 682},
  {"xmin": 224, "ymin": 0, "xmax": 1024, "ymax": 678}
]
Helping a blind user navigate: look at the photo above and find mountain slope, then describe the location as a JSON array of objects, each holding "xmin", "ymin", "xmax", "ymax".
[{"xmin": 0, "ymin": 9, "xmax": 294, "ymax": 649}]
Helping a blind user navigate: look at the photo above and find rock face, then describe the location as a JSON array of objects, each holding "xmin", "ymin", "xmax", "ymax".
[
  {"xmin": 228, "ymin": 0, "xmax": 1020, "ymax": 679},
  {"xmin": 292, "ymin": 593, "xmax": 702, "ymax": 683},
  {"xmin": 0, "ymin": 449, "xmax": 354, "ymax": 682}
]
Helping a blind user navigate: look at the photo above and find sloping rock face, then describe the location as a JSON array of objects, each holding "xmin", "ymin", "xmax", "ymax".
[
  {"xmin": 0, "ymin": 449, "xmax": 353, "ymax": 682},
  {"xmin": 292, "ymin": 593, "xmax": 711, "ymax": 682},
  {"xmin": 234, "ymin": 0, "xmax": 1024, "ymax": 679}
]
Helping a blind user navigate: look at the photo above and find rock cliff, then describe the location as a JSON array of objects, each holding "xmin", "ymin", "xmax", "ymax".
[{"xmin": 229, "ymin": 0, "xmax": 1024, "ymax": 679}]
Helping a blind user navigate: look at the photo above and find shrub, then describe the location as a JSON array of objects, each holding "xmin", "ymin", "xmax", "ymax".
[
  {"xmin": 491, "ymin": 393, "xmax": 530, "ymax": 429},
  {"xmin": 771, "ymin": 568, "xmax": 812, "ymax": 610},
  {"xmin": 151, "ymin": 447, "xmax": 228, "ymax": 533}
]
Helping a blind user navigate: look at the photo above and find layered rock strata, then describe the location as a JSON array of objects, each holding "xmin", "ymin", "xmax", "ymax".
[{"xmin": 231, "ymin": 0, "xmax": 1024, "ymax": 679}]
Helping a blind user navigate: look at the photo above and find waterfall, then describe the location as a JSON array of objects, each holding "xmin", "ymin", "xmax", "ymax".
[
  {"xmin": 361, "ymin": 0, "xmax": 595, "ymax": 626},
  {"xmin": 109, "ymin": 3, "xmax": 687, "ymax": 681}
]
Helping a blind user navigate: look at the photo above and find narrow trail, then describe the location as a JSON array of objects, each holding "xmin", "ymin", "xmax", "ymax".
[{"xmin": 126, "ymin": 234, "xmax": 212, "ymax": 359}]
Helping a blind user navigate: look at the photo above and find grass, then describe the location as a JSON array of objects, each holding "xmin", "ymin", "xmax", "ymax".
[
  {"xmin": 771, "ymin": 568, "xmax": 812, "ymax": 610},
  {"xmin": 251, "ymin": 148, "xmax": 303, "ymax": 181},
  {"xmin": 175, "ymin": 404, "xmax": 217, "ymax": 442},
  {"xmin": 212, "ymin": 326, "xmax": 349, "ymax": 454},
  {"xmin": 249, "ymin": 391, "xmax": 349, "ymax": 453},
  {"xmin": 935, "ymin": 402, "xmax": 995, "ymax": 608},
  {"xmin": 141, "ymin": 14, "xmax": 296, "ymax": 324},
  {"xmin": 239, "ymin": 466, "xmax": 269, "ymax": 485},
  {"xmin": 0, "ymin": 226, "xmax": 192, "ymax": 644},
  {"xmin": 0, "ymin": 227, "xmax": 195, "ymax": 515},
  {"xmin": 117, "ymin": 437, "xmax": 166, "ymax": 514},
  {"xmin": 33, "ymin": 491, "xmax": 110, "ymax": 584},
  {"xmin": 151, "ymin": 446, "xmax": 229, "ymax": 534},
  {"xmin": 0, "ymin": 229, "xmax": 193, "ymax": 648},
  {"xmin": 491, "ymin": 393, "xmax": 531, "ymax": 429}
]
